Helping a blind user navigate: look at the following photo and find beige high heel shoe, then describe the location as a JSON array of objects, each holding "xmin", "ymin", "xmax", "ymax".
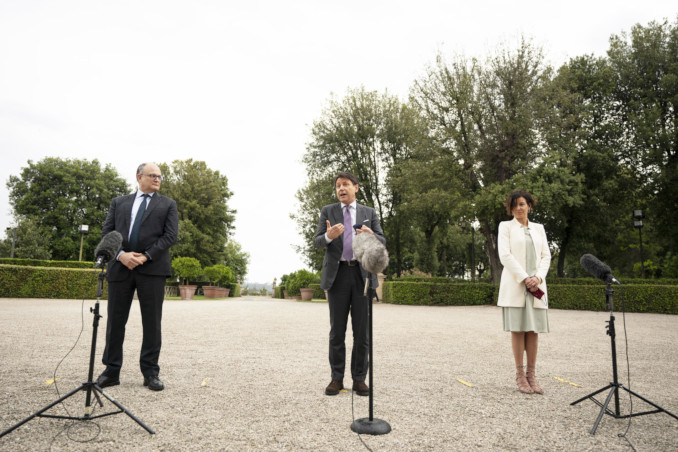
[
  {"xmin": 526, "ymin": 366, "xmax": 544, "ymax": 394},
  {"xmin": 516, "ymin": 366, "xmax": 534, "ymax": 394}
]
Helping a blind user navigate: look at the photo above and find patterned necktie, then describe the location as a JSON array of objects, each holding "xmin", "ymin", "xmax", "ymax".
[
  {"xmin": 129, "ymin": 194, "xmax": 149, "ymax": 251},
  {"xmin": 342, "ymin": 205, "xmax": 353, "ymax": 261}
]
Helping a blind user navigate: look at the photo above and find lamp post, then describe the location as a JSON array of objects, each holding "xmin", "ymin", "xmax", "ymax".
[
  {"xmin": 78, "ymin": 225, "xmax": 89, "ymax": 261},
  {"xmin": 5, "ymin": 227, "xmax": 17, "ymax": 258},
  {"xmin": 632, "ymin": 210, "xmax": 645, "ymax": 278}
]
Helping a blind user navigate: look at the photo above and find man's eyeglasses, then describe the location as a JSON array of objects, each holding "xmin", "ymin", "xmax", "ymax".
[{"xmin": 143, "ymin": 174, "xmax": 163, "ymax": 181}]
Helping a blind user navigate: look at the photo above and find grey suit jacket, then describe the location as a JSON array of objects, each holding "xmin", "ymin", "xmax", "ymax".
[
  {"xmin": 102, "ymin": 192, "xmax": 179, "ymax": 281},
  {"xmin": 314, "ymin": 202, "xmax": 386, "ymax": 291}
]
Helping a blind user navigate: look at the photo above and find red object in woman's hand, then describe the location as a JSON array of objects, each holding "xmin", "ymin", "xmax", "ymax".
[{"xmin": 529, "ymin": 288, "xmax": 544, "ymax": 299}]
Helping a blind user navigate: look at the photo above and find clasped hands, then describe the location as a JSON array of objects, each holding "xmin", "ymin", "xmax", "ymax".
[
  {"xmin": 524, "ymin": 276, "xmax": 540, "ymax": 291},
  {"xmin": 326, "ymin": 220, "xmax": 373, "ymax": 240},
  {"xmin": 119, "ymin": 252, "xmax": 148, "ymax": 270}
]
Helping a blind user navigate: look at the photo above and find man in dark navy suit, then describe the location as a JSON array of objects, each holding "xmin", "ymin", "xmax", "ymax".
[
  {"xmin": 96, "ymin": 162, "xmax": 178, "ymax": 391},
  {"xmin": 314, "ymin": 172, "xmax": 386, "ymax": 396}
]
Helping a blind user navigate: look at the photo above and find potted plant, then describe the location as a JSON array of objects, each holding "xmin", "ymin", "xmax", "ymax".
[
  {"xmin": 214, "ymin": 265, "xmax": 234, "ymax": 298},
  {"xmin": 203, "ymin": 265, "xmax": 224, "ymax": 298},
  {"xmin": 286, "ymin": 269, "xmax": 320, "ymax": 301},
  {"xmin": 171, "ymin": 257, "xmax": 203, "ymax": 300}
]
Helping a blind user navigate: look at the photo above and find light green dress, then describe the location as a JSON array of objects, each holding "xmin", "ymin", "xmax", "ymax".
[{"xmin": 502, "ymin": 226, "xmax": 549, "ymax": 333}]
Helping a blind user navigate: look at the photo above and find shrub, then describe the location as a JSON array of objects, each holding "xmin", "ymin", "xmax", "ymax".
[
  {"xmin": 309, "ymin": 283, "xmax": 325, "ymax": 300},
  {"xmin": 230, "ymin": 283, "xmax": 241, "ymax": 297},
  {"xmin": 285, "ymin": 269, "xmax": 320, "ymax": 296},
  {"xmin": 203, "ymin": 264, "xmax": 234, "ymax": 287},
  {"xmin": 171, "ymin": 257, "xmax": 202, "ymax": 285},
  {"xmin": 0, "ymin": 264, "xmax": 108, "ymax": 298},
  {"xmin": 0, "ymin": 258, "xmax": 93, "ymax": 269}
]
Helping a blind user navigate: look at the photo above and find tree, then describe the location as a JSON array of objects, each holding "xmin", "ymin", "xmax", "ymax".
[
  {"xmin": 7, "ymin": 157, "xmax": 130, "ymax": 260},
  {"xmin": 607, "ymin": 18, "xmax": 678, "ymax": 259},
  {"xmin": 158, "ymin": 159, "xmax": 236, "ymax": 267},
  {"xmin": 295, "ymin": 87, "xmax": 421, "ymax": 273},
  {"xmin": 222, "ymin": 240, "xmax": 249, "ymax": 282},
  {"xmin": 411, "ymin": 39, "xmax": 559, "ymax": 283}
]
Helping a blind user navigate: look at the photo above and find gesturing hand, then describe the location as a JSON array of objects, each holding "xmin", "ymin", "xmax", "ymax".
[{"xmin": 326, "ymin": 220, "xmax": 344, "ymax": 240}]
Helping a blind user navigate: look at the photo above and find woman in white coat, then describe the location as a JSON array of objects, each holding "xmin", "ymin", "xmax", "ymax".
[{"xmin": 497, "ymin": 190, "xmax": 551, "ymax": 394}]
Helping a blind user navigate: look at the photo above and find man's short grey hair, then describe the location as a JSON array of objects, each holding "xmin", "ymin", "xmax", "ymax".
[{"xmin": 136, "ymin": 162, "xmax": 158, "ymax": 175}]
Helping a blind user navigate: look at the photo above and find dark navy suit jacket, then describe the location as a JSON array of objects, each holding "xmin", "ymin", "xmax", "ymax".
[{"xmin": 101, "ymin": 192, "xmax": 178, "ymax": 282}]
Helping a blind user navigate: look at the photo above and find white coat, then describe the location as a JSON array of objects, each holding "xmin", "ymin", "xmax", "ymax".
[{"xmin": 497, "ymin": 218, "xmax": 551, "ymax": 309}]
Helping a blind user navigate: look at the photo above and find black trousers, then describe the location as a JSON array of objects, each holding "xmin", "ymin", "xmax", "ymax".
[
  {"xmin": 102, "ymin": 271, "xmax": 166, "ymax": 377},
  {"xmin": 328, "ymin": 263, "xmax": 368, "ymax": 382}
]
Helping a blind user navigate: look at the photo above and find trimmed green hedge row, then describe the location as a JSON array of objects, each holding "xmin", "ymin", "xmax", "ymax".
[
  {"xmin": 0, "ymin": 258, "xmax": 94, "ymax": 269},
  {"xmin": 382, "ymin": 281, "xmax": 678, "ymax": 314},
  {"xmin": 0, "ymin": 264, "xmax": 107, "ymax": 298},
  {"xmin": 382, "ymin": 282, "xmax": 495, "ymax": 306},
  {"xmin": 308, "ymin": 283, "xmax": 326, "ymax": 300},
  {"xmin": 548, "ymin": 284, "xmax": 678, "ymax": 314},
  {"xmin": 548, "ymin": 277, "xmax": 678, "ymax": 286}
]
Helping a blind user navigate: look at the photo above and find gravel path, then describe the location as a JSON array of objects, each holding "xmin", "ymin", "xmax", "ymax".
[{"xmin": 1, "ymin": 297, "xmax": 677, "ymax": 451}]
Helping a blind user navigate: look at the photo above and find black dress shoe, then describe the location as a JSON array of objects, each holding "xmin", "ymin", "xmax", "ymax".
[
  {"xmin": 325, "ymin": 379, "xmax": 344, "ymax": 396},
  {"xmin": 96, "ymin": 373, "xmax": 120, "ymax": 388},
  {"xmin": 143, "ymin": 375, "xmax": 164, "ymax": 391}
]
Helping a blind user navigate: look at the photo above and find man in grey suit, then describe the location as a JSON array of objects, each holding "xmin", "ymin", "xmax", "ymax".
[
  {"xmin": 315, "ymin": 172, "xmax": 386, "ymax": 396},
  {"xmin": 96, "ymin": 162, "xmax": 178, "ymax": 392}
]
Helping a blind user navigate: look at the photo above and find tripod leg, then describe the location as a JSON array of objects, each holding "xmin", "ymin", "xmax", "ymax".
[
  {"xmin": 621, "ymin": 387, "xmax": 678, "ymax": 421},
  {"xmin": 571, "ymin": 384, "xmax": 613, "ymax": 406},
  {"xmin": 94, "ymin": 387, "xmax": 155, "ymax": 434},
  {"xmin": 591, "ymin": 386, "xmax": 617, "ymax": 435},
  {"xmin": 0, "ymin": 384, "xmax": 85, "ymax": 438}
]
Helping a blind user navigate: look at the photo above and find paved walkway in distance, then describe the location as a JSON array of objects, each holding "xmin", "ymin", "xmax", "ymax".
[{"xmin": 1, "ymin": 297, "xmax": 677, "ymax": 451}]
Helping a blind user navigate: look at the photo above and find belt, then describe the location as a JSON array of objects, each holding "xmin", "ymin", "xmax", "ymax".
[{"xmin": 339, "ymin": 260, "xmax": 359, "ymax": 267}]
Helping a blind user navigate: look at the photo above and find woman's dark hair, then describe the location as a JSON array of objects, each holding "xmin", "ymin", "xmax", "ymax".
[
  {"xmin": 334, "ymin": 171, "xmax": 359, "ymax": 187},
  {"xmin": 504, "ymin": 189, "xmax": 537, "ymax": 215}
]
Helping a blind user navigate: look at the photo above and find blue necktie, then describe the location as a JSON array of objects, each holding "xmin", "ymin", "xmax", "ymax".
[{"xmin": 129, "ymin": 194, "xmax": 149, "ymax": 251}]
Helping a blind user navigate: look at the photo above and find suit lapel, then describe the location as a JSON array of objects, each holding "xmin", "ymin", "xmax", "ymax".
[
  {"xmin": 122, "ymin": 194, "xmax": 136, "ymax": 235},
  {"xmin": 142, "ymin": 193, "xmax": 160, "ymax": 224}
]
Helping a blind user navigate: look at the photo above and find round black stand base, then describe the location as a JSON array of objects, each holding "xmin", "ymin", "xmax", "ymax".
[{"xmin": 351, "ymin": 418, "xmax": 391, "ymax": 435}]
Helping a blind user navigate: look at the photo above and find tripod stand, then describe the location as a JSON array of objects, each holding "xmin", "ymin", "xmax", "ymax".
[
  {"xmin": 570, "ymin": 284, "xmax": 678, "ymax": 435},
  {"xmin": 0, "ymin": 268, "xmax": 154, "ymax": 438},
  {"xmin": 350, "ymin": 273, "xmax": 391, "ymax": 435}
]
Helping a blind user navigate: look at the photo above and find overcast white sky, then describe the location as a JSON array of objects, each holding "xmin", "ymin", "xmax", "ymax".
[{"xmin": 0, "ymin": 1, "xmax": 676, "ymax": 283}]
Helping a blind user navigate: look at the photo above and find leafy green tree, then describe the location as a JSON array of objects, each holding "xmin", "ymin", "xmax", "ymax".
[
  {"xmin": 607, "ymin": 18, "xmax": 678, "ymax": 266},
  {"xmin": 7, "ymin": 157, "xmax": 130, "ymax": 260},
  {"xmin": 158, "ymin": 159, "xmax": 236, "ymax": 267},
  {"xmin": 222, "ymin": 240, "xmax": 249, "ymax": 282},
  {"xmin": 411, "ymin": 40, "xmax": 558, "ymax": 282},
  {"xmin": 295, "ymin": 87, "xmax": 421, "ymax": 273}
]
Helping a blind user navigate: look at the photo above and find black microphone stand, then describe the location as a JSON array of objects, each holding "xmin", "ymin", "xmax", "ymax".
[
  {"xmin": 0, "ymin": 266, "xmax": 154, "ymax": 438},
  {"xmin": 570, "ymin": 283, "xmax": 677, "ymax": 434},
  {"xmin": 350, "ymin": 272, "xmax": 391, "ymax": 435}
]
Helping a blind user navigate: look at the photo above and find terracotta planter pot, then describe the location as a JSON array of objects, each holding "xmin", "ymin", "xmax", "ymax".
[
  {"xmin": 300, "ymin": 288, "xmax": 314, "ymax": 301},
  {"xmin": 178, "ymin": 285, "xmax": 198, "ymax": 300},
  {"xmin": 216, "ymin": 287, "xmax": 230, "ymax": 298},
  {"xmin": 283, "ymin": 290, "xmax": 288, "ymax": 299},
  {"xmin": 203, "ymin": 286, "xmax": 218, "ymax": 298},
  {"xmin": 294, "ymin": 295, "xmax": 302, "ymax": 300}
]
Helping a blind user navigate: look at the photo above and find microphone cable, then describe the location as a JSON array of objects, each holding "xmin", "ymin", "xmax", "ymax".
[
  {"xmin": 617, "ymin": 286, "xmax": 636, "ymax": 452},
  {"xmin": 48, "ymin": 268, "xmax": 103, "ymax": 448},
  {"xmin": 350, "ymin": 387, "xmax": 374, "ymax": 452}
]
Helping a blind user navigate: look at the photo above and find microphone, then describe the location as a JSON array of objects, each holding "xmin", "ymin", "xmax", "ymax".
[
  {"xmin": 580, "ymin": 254, "xmax": 620, "ymax": 285},
  {"xmin": 94, "ymin": 231, "xmax": 123, "ymax": 268},
  {"xmin": 352, "ymin": 232, "xmax": 389, "ymax": 296}
]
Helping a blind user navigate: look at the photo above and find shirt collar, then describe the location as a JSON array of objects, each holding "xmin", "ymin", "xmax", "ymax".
[
  {"xmin": 136, "ymin": 191, "xmax": 155, "ymax": 199},
  {"xmin": 341, "ymin": 200, "xmax": 357, "ymax": 211}
]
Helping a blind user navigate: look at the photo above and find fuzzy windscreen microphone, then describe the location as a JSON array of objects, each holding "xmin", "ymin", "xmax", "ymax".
[
  {"xmin": 94, "ymin": 231, "xmax": 123, "ymax": 268},
  {"xmin": 352, "ymin": 232, "xmax": 389, "ymax": 295},
  {"xmin": 580, "ymin": 253, "xmax": 620, "ymax": 285}
]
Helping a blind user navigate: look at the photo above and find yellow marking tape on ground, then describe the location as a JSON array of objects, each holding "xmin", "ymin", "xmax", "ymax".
[
  {"xmin": 456, "ymin": 378, "xmax": 474, "ymax": 387},
  {"xmin": 201, "ymin": 378, "xmax": 211, "ymax": 387},
  {"xmin": 553, "ymin": 376, "xmax": 581, "ymax": 387},
  {"xmin": 44, "ymin": 377, "xmax": 62, "ymax": 385}
]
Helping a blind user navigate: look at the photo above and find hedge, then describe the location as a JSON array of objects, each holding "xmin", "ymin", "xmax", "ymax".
[
  {"xmin": 0, "ymin": 258, "xmax": 93, "ymax": 269},
  {"xmin": 308, "ymin": 283, "xmax": 326, "ymax": 300},
  {"xmin": 382, "ymin": 280, "xmax": 678, "ymax": 314},
  {"xmin": 382, "ymin": 282, "xmax": 495, "ymax": 306},
  {"xmin": 0, "ymin": 264, "xmax": 107, "ymax": 298}
]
